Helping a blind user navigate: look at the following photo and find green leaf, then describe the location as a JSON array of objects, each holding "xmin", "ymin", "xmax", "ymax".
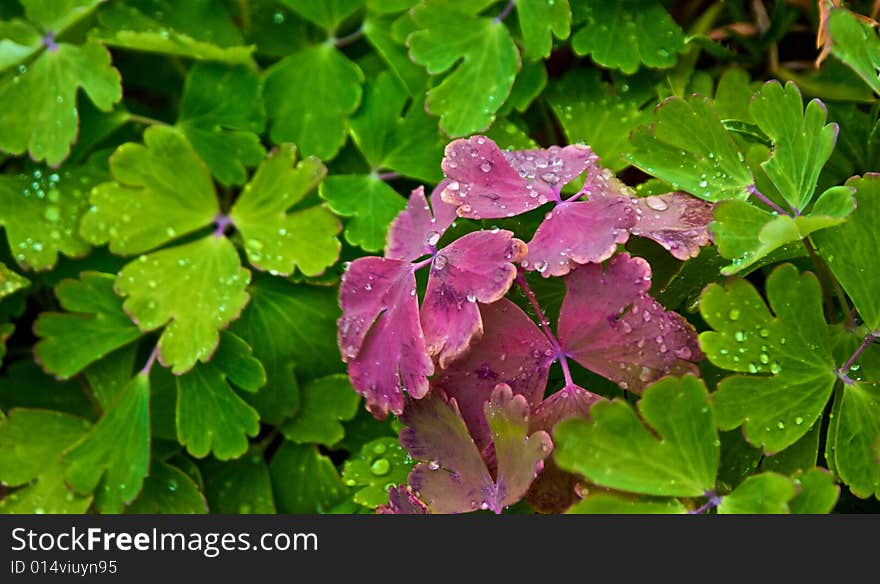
[
  {"xmin": 342, "ymin": 436, "xmax": 412, "ymax": 508},
  {"xmin": 407, "ymin": 2, "xmax": 519, "ymax": 137},
  {"xmin": 175, "ymin": 332, "xmax": 263, "ymax": 460},
  {"xmin": 554, "ymin": 375, "xmax": 719, "ymax": 498},
  {"xmin": 0, "ymin": 262, "xmax": 28, "ymax": 300},
  {"xmin": 760, "ymin": 420, "xmax": 821, "ymax": 475},
  {"xmin": 0, "ymin": 158, "xmax": 107, "ymax": 270},
  {"xmin": 177, "ymin": 63, "xmax": 266, "ymax": 186},
  {"xmin": 813, "ymin": 174, "xmax": 880, "ymax": 330},
  {"xmin": 711, "ymin": 185, "xmax": 855, "ymax": 275},
  {"xmin": 34, "ymin": 272, "xmax": 142, "ymax": 379},
  {"xmin": 627, "ymin": 94, "xmax": 753, "ymax": 201},
  {"xmin": 516, "ymin": 0, "xmax": 571, "ymax": 59},
  {"xmin": 63, "ymin": 373, "xmax": 151, "ymax": 513},
  {"xmin": 749, "ymin": 81, "xmax": 838, "ymax": 211},
  {"xmin": 363, "ymin": 14, "xmax": 428, "ymax": 96},
  {"xmin": 571, "ymin": 0, "xmax": 685, "ymax": 74},
  {"xmin": 827, "ymin": 8, "xmax": 880, "ymax": 95},
  {"xmin": 700, "ymin": 264, "xmax": 837, "ymax": 454},
  {"xmin": 271, "ymin": 441, "xmax": 349, "ymax": 513},
  {"xmin": 264, "ymin": 44, "xmax": 364, "ymax": 160},
  {"xmin": 230, "ymin": 144, "xmax": 340, "ymax": 277},
  {"xmin": 717, "ymin": 472, "xmax": 796, "ymax": 514},
  {"xmin": 21, "ymin": 0, "xmax": 104, "ymax": 34},
  {"xmin": 827, "ymin": 380, "xmax": 880, "ymax": 498},
  {"xmin": 789, "ymin": 468, "xmax": 839, "ymax": 514},
  {"xmin": 280, "ymin": 0, "xmax": 363, "ymax": 32},
  {"xmin": 546, "ymin": 68, "xmax": 654, "ymax": 171},
  {"xmin": 92, "ymin": 0, "xmax": 255, "ymax": 65},
  {"xmin": 116, "ymin": 236, "xmax": 251, "ymax": 374},
  {"xmin": 319, "ymin": 174, "xmax": 405, "ymax": 252},
  {"xmin": 567, "ymin": 493, "xmax": 685, "ymax": 514},
  {"xmin": 348, "ymin": 71, "xmax": 443, "ymax": 182},
  {"xmin": 0, "ymin": 409, "xmax": 92, "ymax": 514},
  {"xmin": 282, "ymin": 374, "xmax": 360, "ymax": 446},
  {"xmin": 231, "ymin": 275, "xmax": 343, "ymax": 424},
  {"xmin": 81, "ymin": 125, "xmax": 218, "ymax": 256},
  {"xmin": 202, "ymin": 454, "xmax": 276, "ymax": 513},
  {"xmin": 125, "ymin": 460, "xmax": 208, "ymax": 514},
  {"xmin": 0, "ymin": 360, "xmax": 94, "ymax": 420},
  {"xmin": 716, "ymin": 429, "xmax": 762, "ymax": 492},
  {"xmin": 0, "ymin": 40, "xmax": 121, "ymax": 165},
  {"xmin": 0, "ymin": 19, "xmax": 41, "ymax": 73},
  {"xmin": 83, "ymin": 344, "xmax": 138, "ymax": 411}
]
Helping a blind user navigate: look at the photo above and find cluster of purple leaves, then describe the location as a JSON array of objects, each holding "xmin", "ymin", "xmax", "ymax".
[{"xmin": 338, "ymin": 136, "xmax": 715, "ymax": 514}]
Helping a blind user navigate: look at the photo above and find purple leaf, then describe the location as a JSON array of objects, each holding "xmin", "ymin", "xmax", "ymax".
[
  {"xmin": 558, "ymin": 253, "xmax": 702, "ymax": 391},
  {"xmin": 401, "ymin": 383, "xmax": 551, "ymax": 514},
  {"xmin": 376, "ymin": 485, "xmax": 431, "ymax": 514},
  {"xmin": 338, "ymin": 257, "xmax": 432, "ymax": 418},
  {"xmin": 523, "ymin": 194, "xmax": 635, "ymax": 277},
  {"xmin": 526, "ymin": 384, "xmax": 602, "ymax": 513},
  {"xmin": 421, "ymin": 230, "xmax": 527, "ymax": 368},
  {"xmin": 432, "ymin": 299, "xmax": 555, "ymax": 450},
  {"xmin": 630, "ymin": 193, "xmax": 715, "ymax": 260},
  {"xmin": 386, "ymin": 183, "xmax": 458, "ymax": 262}
]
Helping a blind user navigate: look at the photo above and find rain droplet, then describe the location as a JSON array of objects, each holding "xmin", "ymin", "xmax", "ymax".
[{"xmin": 370, "ymin": 458, "xmax": 391, "ymax": 476}]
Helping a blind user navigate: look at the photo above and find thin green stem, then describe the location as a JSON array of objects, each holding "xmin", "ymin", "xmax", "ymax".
[
  {"xmin": 127, "ymin": 113, "xmax": 168, "ymax": 127},
  {"xmin": 803, "ymin": 237, "xmax": 838, "ymax": 324}
]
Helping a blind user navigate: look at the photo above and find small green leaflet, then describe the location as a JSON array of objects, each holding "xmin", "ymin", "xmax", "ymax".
[
  {"xmin": 0, "ymin": 409, "xmax": 92, "ymax": 513},
  {"xmin": 813, "ymin": 174, "xmax": 880, "ymax": 330},
  {"xmin": 567, "ymin": 493, "xmax": 686, "ymax": 514},
  {"xmin": 700, "ymin": 264, "xmax": 837, "ymax": 454},
  {"xmin": 20, "ymin": 0, "xmax": 105, "ymax": 34},
  {"xmin": 342, "ymin": 437, "xmax": 412, "ymax": 508},
  {"xmin": 571, "ymin": 0, "xmax": 685, "ymax": 74},
  {"xmin": 554, "ymin": 375, "xmax": 719, "ymax": 498},
  {"xmin": 0, "ymin": 262, "xmax": 28, "ymax": 300},
  {"xmin": 627, "ymin": 94, "xmax": 753, "ymax": 201},
  {"xmin": 264, "ymin": 44, "xmax": 364, "ymax": 160},
  {"xmin": 126, "ymin": 460, "xmax": 208, "ymax": 514},
  {"xmin": 92, "ymin": 0, "xmax": 255, "ymax": 65},
  {"xmin": 202, "ymin": 454, "xmax": 276, "ymax": 513},
  {"xmin": 716, "ymin": 472, "xmax": 796, "ymax": 514},
  {"xmin": 282, "ymin": 374, "xmax": 360, "ymax": 446},
  {"xmin": 0, "ymin": 158, "xmax": 107, "ymax": 270},
  {"xmin": 229, "ymin": 144, "xmax": 340, "ymax": 277},
  {"xmin": 34, "ymin": 272, "xmax": 142, "ymax": 379},
  {"xmin": 0, "ymin": 360, "xmax": 94, "ymax": 420},
  {"xmin": 270, "ymin": 441, "xmax": 349, "ymax": 513},
  {"xmin": 175, "ymin": 332, "xmax": 264, "ymax": 460},
  {"xmin": 826, "ymin": 8, "xmax": 880, "ymax": 95},
  {"xmin": 280, "ymin": 0, "xmax": 363, "ymax": 33},
  {"xmin": 0, "ymin": 40, "xmax": 121, "ymax": 166},
  {"xmin": 516, "ymin": 0, "xmax": 571, "ymax": 59},
  {"xmin": 363, "ymin": 14, "xmax": 428, "ymax": 97},
  {"xmin": 177, "ymin": 63, "xmax": 266, "ymax": 186},
  {"xmin": 407, "ymin": 2, "xmax": 519, "ymax": 137},
  {"xmin": 0, "ymin": 19, "xmax": 41, "ymax": 72},
  {"xmin": 320, "ymin": 175, "xmax": 405, "ymax": 253},
  {"xmin": 116, "ymin": 236, "xmax": 251, "ymax": 375},
  {"xmin": 63, "ymin": 373, "xmax": 151, "ymax": 513}
]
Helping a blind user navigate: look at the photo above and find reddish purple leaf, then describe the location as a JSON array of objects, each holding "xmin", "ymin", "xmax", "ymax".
[
  {"xmin": 523, "ymin": 194, "xmax": 635, "ymax": 277},
  {"xmin": 630, "ymin": 193, "xmax": 715, "ymax": 260},
  {"xmin": 557, "ymin": 253, "xmax": 702, "ymax": 392},
  {"xmin": 386, "ymin": 183, "xmax": 458, "ymax": 262},
  {"xmin": 338, "ymin": 257, "xmax": 432, "ymax": 417},
  {"xmin": 376, "ymin": 485, "xmax": 430, "ymax": 514},
  {"xmin": 421, "ymin": 230, "xmax": 527, "ymax": 368},
  {"xmin": 501, "ymin": 143, "xmax": 597, "ymax": 194},
  {"xmin": 526, "ymin": 384, "xmax": 602, "ymax": 513},
  {"xmin": 432, "ymin": 299, "xmax": 554, "ymax": 450},
  {"xmin": 401, "ymin": 384, "xmax": 551, "ymax": 514}
]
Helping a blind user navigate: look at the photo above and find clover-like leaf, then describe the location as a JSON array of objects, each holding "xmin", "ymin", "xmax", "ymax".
[
  {"xmin": 628, "ymin": 94, "xmax": 754, "ymax": 201},
  {"xmin": 203, "ymin": 454, "xmax": 276, "ymax": 513},
  {"xmin": 63, "ymin": 372, "xmax": 151, "ymax": 513},
  {"xmin": 571, "ymin": 0, "xmax": 685, "ymax": 74},
  {"xmin": 717, "ymin": 472, "xmax": 796, "ymax": 514},
  {"xmin": 81, "ymin": 125, "xmax": 218, "ymax": 256},
  {"xmin": 363, "ymin": 13, "xmax": 428, "ymax": 97},
  {"xmin": 92, "ymin": 0, "xmax": 255, "ymax": 64},
  {"xmin": 0, "ymin": 409, "xmax": 92, "ymax": 514},
  {"xmin": 280, "ymin": 0, "xmax": 363, "ymax": 32},
  {"xmin": 264, "ymin": 44, "xmax": 363, "ymax": 159},
  {"xmin": 789, "ymin": 468, "xmax": 839, "ymax": 514},
  {"xmin": 0, "ymin": 40, "xmax": 121, "ymax": 165},
  {"xmin": 516, "ymin": 0, "xmax": 571, "ymax": 59},
  {"xmin": 272, "ymin": 441, "xmax": 349, "ymax": 513},
  {"xmin": 558, "ymin": 253, "xmax": 702, "ymax": 392},
  {"xmin": 0, "ymin": 19, "xmax": 41, "ymax": 73},
  {"xmin": 20, "ymin": 0, "xmax": 105, "ymax": 41},
  {"xmin": 177, "ymin": 63, "xmax": 266, "ymax": 186},
  {"xmin": 342, "ymin": 437, "xmax": 412, "ymax": 508},
  {"xmin": 319, "ymin": 175, "xmax": 405, "ymax": 253},
  {"xmin": 401, "ymin": 384, "xmax": 552, "ymax": 514},
  {"xmin": 230, "ymin": 143, "xmax": 340, "ymax": 276},
  {"xmin": 126, "ymin": 460, "xmax": 208, "ymax": 514},
  {"xmin": 175, "ymin": 332, "xmax": 264, "ymax": 460},
  {"xmin": 827, "ymin": 379, "xmax": 880, "ymax": 498},
  {"xmin": 554, "ymin": 375, "xmax": 718, "ymax": 497},
  {"xmin": 116, "ymin": 236, "xmax": 251, "ymax": 374},
  {"xmin": 407, "ymin": 2, "xmax": 519, "ymax": 136},
  {"xmin": 700, "ymin": 264, "xmax": 837, "ymax": 454},
  {"xmin": 385, "ymin": 184, "xmax": 457, "ymax": 262},
  {"xmin": 813, "ymin": 174, "xmax": 880, "ymax": 330},
  {"xmin": 749, "ymin": 81, "xmax": 838, "ymax": 212},
  {"xmin": 0, "ymin": 262, "xmax": 29, "ymax": 300},
  {"xmin": 282, "ymin": 374, "xmax": 360, "ymax": 446},
  {"xmin": 34, "ymin": 272, "xmax": 142, "ymax": 379},
  {"xmin": 826, "ymin": 7, "xmax": 880, "ymax": 95},
  {"xmin": 0, "ymin": 158, "xmax": 107, "ymax": 270}
]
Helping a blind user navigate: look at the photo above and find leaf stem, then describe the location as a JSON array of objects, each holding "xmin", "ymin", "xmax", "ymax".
[
  {"xmin": 140, "ymin": 345, "xmax": 160, "ymax": 376},
  {"xmin": 688, "ymin": 490, "xmax": 722, "ymax": 514},
  {"xmin": 494, "ymin": 0, "xmax": 515, "ymax": 23},
  {"xmin": 838, "ymin": 332, "xmax": 877, "ymax": 385},
  {"xmin": 375, "ymin": 171, "xmax": 401, "ymax": 182},
  {"xmin": 333, "ymin": 27, "xmax": 364, "ymax": 48},
  {"xmin": 747, "ymin": 184, "xmax": 789, "ymax": 216},
  {"xmin": 127, "ymin": 113, "xmax": 168, "ymax": 127},
  {"xmin": 213, "ymin": 213, "xmax": 234, "ymax": 237},
  {"xmin": 515, "ymin": 270, "xmax": 574, "ymax": 388},
  {"xmin": 803, "ymin": 237, "xmax": 838, "ymax": 323}
]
